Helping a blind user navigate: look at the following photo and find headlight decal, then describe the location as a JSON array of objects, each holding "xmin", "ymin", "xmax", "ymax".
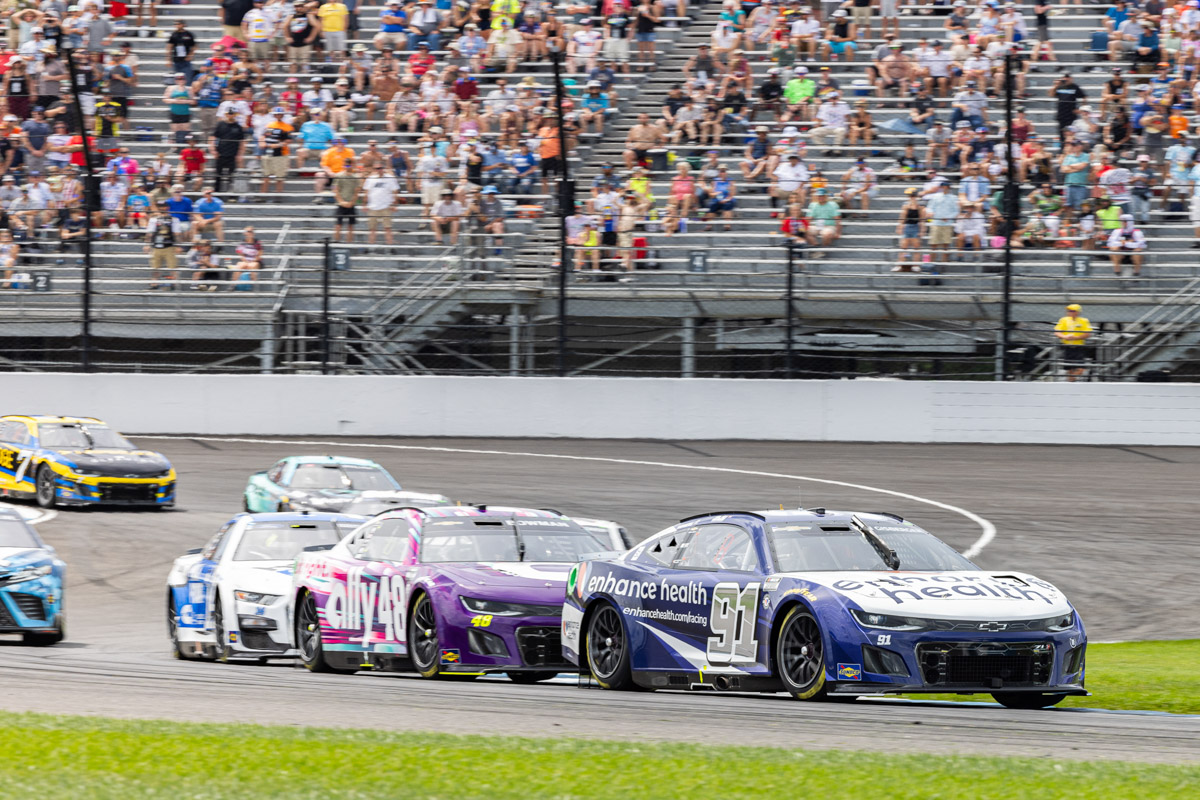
[{"xmin": 460, "ymin": 596, "xmax": 562, "ymax": 617}]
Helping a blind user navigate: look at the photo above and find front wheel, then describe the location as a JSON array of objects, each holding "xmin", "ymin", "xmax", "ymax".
[
  {"xmin": 408, "ymin": 593, "xmax": 442, "ymax": 678},
  {"xmin": 776, "ymin": 606, "xmax": 829, "ymax": 701},
  {"xmin": 34, "ymin": 465, "xmax": 56, "ymax": 509},
  {"xmin": 212, "ymin": 598, "xmax": 231, "ymax": 663},
  {"xmin": 992, "ymin": 692, "xmax": 1068, "ymax": 710},
  {"xmin": 23, "ymin": 614, "xmax": 65, "ymax": 646},
  {"xmin": 296, "ymin": 592, "xmax": 356, "ymax": 674},
  {"xmin": 586, "ymin": 603, "xmax": 634, "ymax": 690}
]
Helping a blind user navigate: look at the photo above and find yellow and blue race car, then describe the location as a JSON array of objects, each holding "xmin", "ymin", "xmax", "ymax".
[{"xmin": 0, "ymin": 415, "xmax": 176, "ymax": 509}]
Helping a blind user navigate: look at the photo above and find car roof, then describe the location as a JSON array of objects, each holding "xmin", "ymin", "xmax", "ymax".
[
  {"xmin": 284, "ymin": 455, "xmax": 383, "ymax": 468},
  {"xmin": 230, "ymin": 511, "xmax": 368, "ymax": 525},
  {"xmin": 680, "ymin": 509, "xmax": 922, "ymax": 529},
  {"xmin": 2, "ymin": 414, "xmax": 105, "ymax": 425}
]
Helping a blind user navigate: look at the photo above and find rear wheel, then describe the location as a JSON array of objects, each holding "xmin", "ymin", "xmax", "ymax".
[
  {"xmin": 296, "ymin": 592, "xmax": 356, "ymax": 674},
  {"xmin": 23, "ymin": 614, "xmax": 65, "ymax": 646},
  {"xmin": 776, "ymin": 607, "xmax": 829, "ymax": 701},
  {"xmin": 992, "ymin": 692, "xmax": 1068, "ymax": 710},
  {"xmin": 507, "ymin": 671, "xmax": 555, "ymax": 684},
  {"xmin": 34, "ymin": 465, "xmax": 56, "ymax": 509},
  {"xmin": 408, "ymin": 593, "xmax": 442, "ymax": 678},
  {"xmin": 586, "ymin": 603, "xmax": 634, "ymax": 690}
]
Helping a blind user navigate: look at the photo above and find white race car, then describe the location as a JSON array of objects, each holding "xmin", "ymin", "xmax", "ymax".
[{"xmin": 166, "ymin": 512, "xmax": 364, "ymax": 661}]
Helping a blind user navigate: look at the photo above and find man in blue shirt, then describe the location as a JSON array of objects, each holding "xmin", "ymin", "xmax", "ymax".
[
  {"xmin": 164, "ymin": 184, "xmax": 195, "ymax": 239},
  {"xmin": 194, "ymin": 187, "xmax": 226, "ymax": 244},
  {"xmin": 297, "ymin": 110, "xmax": 335, "ymax": 169},
  {"xmin": 1104, "ymin": 0, "xmax": 1129, "ymax": 32},
  {"xmin": 1136, "ymin": 21, "xmax": 1160, "ymax": 68},
  {"xmin": 507, "ymin": 144, "xmax": 539, "ymax": 195},
  {"xmin": 373, "ymin": 0, "xmax": 407, "ymax": 50},
  {"xmin": 579, "ymin": 82, "xmax": 610, "ymax": 134}
]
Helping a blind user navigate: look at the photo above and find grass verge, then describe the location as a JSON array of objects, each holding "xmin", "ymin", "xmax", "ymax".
[
  {"xmin": 905, "ymin": 639, "xmax": 1200, "ymax": 714},
  {"xmin": 1, "ymin": 710, "xmax": 1198, "ymax": 799}
]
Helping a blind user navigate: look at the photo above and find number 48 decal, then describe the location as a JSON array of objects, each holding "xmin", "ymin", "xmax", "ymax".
[{"xmin": 707, "ymin": 582, "xmax": 760, "ymax": 665}]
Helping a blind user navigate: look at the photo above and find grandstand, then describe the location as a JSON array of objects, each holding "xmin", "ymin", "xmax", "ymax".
[{"xmin": 0, "ymin": 0, "xmax": 1197, "ymax": 380}]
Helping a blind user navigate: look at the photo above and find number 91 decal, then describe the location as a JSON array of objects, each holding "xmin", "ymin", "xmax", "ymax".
[{"xmin": 707, "ymin": 582, "xmax": 760, "ymax": 665}]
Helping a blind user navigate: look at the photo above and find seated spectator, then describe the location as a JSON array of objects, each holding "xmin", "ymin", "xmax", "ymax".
[
  {"xmin": 805, "ymin": 187, "xmax": 841, "ymax": 255},
  {"xmin": 1107, "ymin": 213, "xmax": 1147, "ymax": 275},
  {"xmin": 430, "ymin": 189, "xmax": 464, "ymax": 244},
  {"xmin": 193, "ymin": 187, "xmax": 225, "ymax": 244}
]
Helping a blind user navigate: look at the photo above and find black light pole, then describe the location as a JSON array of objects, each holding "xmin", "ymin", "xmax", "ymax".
[
  {"xmin": 548, "ymin": 41, "xmax": 574, "ymax": 376},
  {"xmin": 1000, "ymin": 51, "xmax": 1018, "ymax": 381},
  {"xmin": 64, "ymin": 48, "xmax": 95, "ymax": 372},
  {"xmin": 322, "ymin": 237, "xmax": 331, "ymax": 374},
  {"xmin": 785, "ymin": 241, "xmax": 796, "ymax": 379}
]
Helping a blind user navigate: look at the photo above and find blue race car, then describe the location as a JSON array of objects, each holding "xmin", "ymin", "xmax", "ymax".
[
  {"xmin": 0, "ymin": 415, "xmax": 176, "ymax": 508},
  {"xmin": 243, "ymin": 455, "xmax": 447, "ymax": 514},
  {"xmin": 0, "ymin": 508, "xmax": 66, "ymax": 645},
  {"xmin": 563, "ymin": 508, "xmax": 1087, "ymax": 709}
]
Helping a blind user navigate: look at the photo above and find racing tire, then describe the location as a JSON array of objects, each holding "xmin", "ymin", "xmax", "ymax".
[
  {"xmin": 296, "ymin": 592, "xmax": 357, "ymax": 674},
  {"xmin": 992, "ymin": 692, "xmax": 1068, "ymax": 710},
  {"xmin": 167, "ymin": 591, "xmax": 190, "ymax": 660},
  {"xmin": 507, "ymin": 671, "xmax": 555, "ymax": 684},
  {"xmin": 408, "ymin": 592, "xmax": 443, "ymax": 678},
  {"xmin": 212, "ymin": 599, "xmax": 232, "ymax": 663},
  {"xmin": 23, "ymin": 614, "xmax": 65, "ymax": 646},
  {"xmin": 776, "ymin": 606, "xmax": 830, "ymax": 701},
  {"xmin": 585, "ymin": 602, "xmax": 635, "ymax": 691},
  {"xmin": 34, "ymin": 464, "xmax": 56, "ymax": 509}
]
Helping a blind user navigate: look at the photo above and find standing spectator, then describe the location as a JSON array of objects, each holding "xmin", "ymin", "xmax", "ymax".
[
  {"xmin": 145, "ymin": 207, "xmax": 183, "ymax": 288},
  {"xmin": 416, "ymin": 144, "xmax": 448, "ymax": 214},
  {"xmin": 192, "ymin": 65, "xmax": 225, "ymax": 136},
  {"xmin": 259, "ymin": 107, "xmax": 292, "ymax": 197},
  {"xmin": 288, "ymin": 1, "xmax": 321, "ymax": 73},
  {"xmin": 363, "ymin": 164, "xmax": 398, "ymax": 246},
  {"xmin": 1050, "ymin": 73, "xmax": 1086, "ymax": 142},
  {"xmin": 537, "ymin": 116, "xmax": 563, "ymax": 195},
  {"xmin": 924, "ymin": 181, "xmax": 959, "ymax": 263},
  {"xmin": 193, "ymin": 187, "xmax": 226, "ymax": 244},
  {"xmin": 105, "ymin": 49, "xmax": 136, "ymax": 121},
  {"xmin": 1054, "ymin": 303, "xmax": 1093, "ymax": 382},
  {"xmin": 163, "ymin": 73, "xmax": 194, "ymax": 145},
  {"xmin": 210, "ymin": 109, "xmax": 245, "ymax": 193},
  {"xmin": 430, "ymin": 189, "xmax": 464, "ymax": 244},
  {"xmin": 633, "ymin": 0, "xmax": 660, "ymax": 72},
  {"xmin": 242, "ymin": 0, "xmax": 274, "ymax": 65},
  {"xmin": 332, "ymin": 160, "xmax": 363, "ymax": 242},
  {"xmin": 221, "ymin": 0, "xmax": 256, "ymax": 41},
  {"xmin": 20, "ymin": 107, "xmax": 49, "ymax": 174},
  {"xmin": 318, "ymin": 0, "xmax": 351, "ymax": 61},
  {"xmin": 895, "ymin": 187, "xmax": 923, "ymax": 272}
]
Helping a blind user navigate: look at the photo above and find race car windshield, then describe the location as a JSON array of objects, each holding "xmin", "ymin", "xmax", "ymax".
[
  {"xmin": 419, "ymin": 519, "xmax": 607, "ymax": 563},
  {"xmin": 770, "ymin": 525, "xmax": 977, "ymax": 572},
  {"xmin": 0, "ymin": 518, "xmax": 39, "ymax": 548},
  {"xmin": 232, "ymin": 522, "xmax": 343, "ymax": 562},
  {"xmin": 38, "ymin": 424, "xmax": 135, "ymax": 450},
  {"xmin": 515, "ymin": 522, "xmax": 608, "ymax": 562},
  {"xmin": 290, "ymin": 464, "xmax": 396, "ymax": 491}
]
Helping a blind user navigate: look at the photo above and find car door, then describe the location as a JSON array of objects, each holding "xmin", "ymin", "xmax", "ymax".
[
  {"xmin": 184, "ymin": 523, "xmax": 233, "ymax": 631},
  {"xmin": 344, "ymin": 517, "xmax": 414, "ymax": 653},
  {"xmin": 0, "ymin": 420, "xmax": 36, "ymax": 492},
  {"xmin": 668, "ymin": 522, "xmax": 767, "ymax": 671}
]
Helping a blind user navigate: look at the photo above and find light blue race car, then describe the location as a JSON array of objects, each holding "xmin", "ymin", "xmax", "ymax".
[
  {"xmin": 0, "ymin": 508, "xmax": 66, "ymax": 645},
  {"xmin": 242, "ymin": 455, "xmax": 449, "ymax": 515}
]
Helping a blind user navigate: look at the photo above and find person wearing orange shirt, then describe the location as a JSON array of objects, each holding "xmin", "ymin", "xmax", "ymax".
[
  {"xmin": 1168, "ymin": 104, "xmax": 1190, "ymax": 139},
  {"xmin": 538, "ymin": 117, "xmax": 563, "ymax": 194},
  {"xmin": 315, "ymin": 135, "xmax": 354, "ymax": 200}
]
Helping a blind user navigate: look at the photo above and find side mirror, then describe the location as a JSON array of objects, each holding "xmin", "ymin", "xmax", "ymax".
[{"xmin": 302, "ymin": 544, "xmax": 335, "ymax": 552}]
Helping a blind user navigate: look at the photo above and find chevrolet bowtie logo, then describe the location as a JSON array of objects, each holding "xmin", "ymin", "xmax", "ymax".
[{"xmin": 978, "ymin": 622, "xmax": 1008, "ymax": 632}]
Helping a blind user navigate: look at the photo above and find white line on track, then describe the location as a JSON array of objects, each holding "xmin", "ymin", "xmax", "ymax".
[
  {"xmin": 0, "ymin": 501, "xmax": 56, "ymax": 525},
  {"xmin": 138, "ymin": 435, "xmax": 998, "ymax": 558}
]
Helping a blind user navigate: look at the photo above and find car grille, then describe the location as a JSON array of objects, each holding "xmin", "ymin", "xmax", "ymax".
[
  {"xmin": 0, "ymin": 601, "xmax": 16, "ymax": 628},
  {"xmin": 11, "ymin": 594, "xmax": 45, "ymax": 621},
  {"xmin": 917, "ymin": 642, "xmax": 1053, "ymax": 688},
  {"xmin": 516, "ymin": 626, "xmax": 569, "ymax": 668},
  {"xmin": 240, "ymin": 631, "xmax": 289, "ymax": 653},
  {"xmin": 99, "ymin": 483, "xmax": 157, "ymax": 503}
]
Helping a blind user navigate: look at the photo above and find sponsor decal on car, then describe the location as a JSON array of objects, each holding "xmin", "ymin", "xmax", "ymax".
[
  {"xmin": 440, "ymin": 648, "xmax": 461, "ymax": 664},
  {"xmin": 585, "ymin": 573, "xmax": 709, "ymax": 604},
  {"xmin": 837, "ymin": 663, "xmax": 862, "ymax": 681},
  {"xmin": 831, "ymin": 574, "xmax": 1061, "ymax": 606}
]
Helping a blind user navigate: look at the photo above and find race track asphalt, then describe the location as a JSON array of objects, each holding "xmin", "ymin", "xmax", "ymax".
[{"xmin": 2, "ymin": 437, "xmax": 1198, "ymax": 763}]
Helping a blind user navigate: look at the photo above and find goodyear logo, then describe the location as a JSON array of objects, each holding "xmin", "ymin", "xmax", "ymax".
[
  {"xmin": 837, "ymin": 663, "xmax": 862, "ymax": 681},
  {"xmin": 440, "ymin": 648, "xmax": 461, "ymax": 664}
]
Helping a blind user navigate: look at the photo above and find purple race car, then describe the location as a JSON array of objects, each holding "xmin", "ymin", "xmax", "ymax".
[{"xmin": 289, "ymin": 505, "xmax": 618, "ymax": 683}]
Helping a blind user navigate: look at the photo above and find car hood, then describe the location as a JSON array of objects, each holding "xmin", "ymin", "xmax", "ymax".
[
  {"xmin": 223, "ymin": 560, "xmax": 298, "ymax": 592},
  {"xmin": 788, "ymin": 570, "xmax": 1073, "ymax": 620},
  {"xmin": 435, "ymin": 562, "xmax": 571, "ymax": 597},
  {"xmin": 0, "ymin": 546, "xmax": 48, "ymax": 569},
  {"xmin": 56, "ymin": 449, "xmax": 172, "ymax": 477}
]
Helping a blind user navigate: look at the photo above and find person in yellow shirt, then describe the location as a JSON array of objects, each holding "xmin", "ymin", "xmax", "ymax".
[
  {"xmin": 490, "ymin": 0, "xmax": 520, "ymax": 30},
  {"xmin": 315, "ymin": 136, "xmax": 355, "ymax": 200},
  {"xmin": 317, "ymin": 0, "xmax": 350, "ymax": 59},
  {"xmin": 1054, "ymin": 303, "xmax": 1093, "ymax": 382}
]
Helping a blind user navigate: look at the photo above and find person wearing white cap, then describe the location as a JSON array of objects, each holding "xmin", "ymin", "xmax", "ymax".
[
  {"xmin": 821, "ymin": 9, "xmax": 858, "ymax": 63},
  {"xmin": 1106, "ymin": 213, "xmax": 1145, "ymax": 276}
]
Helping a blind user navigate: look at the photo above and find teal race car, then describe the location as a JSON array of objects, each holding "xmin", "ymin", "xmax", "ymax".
[{"xmin": 242, "ymin": 456, "xmax": 449, "ymax": 514}]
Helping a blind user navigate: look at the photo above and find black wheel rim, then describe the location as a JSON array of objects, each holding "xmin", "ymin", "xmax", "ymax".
[
  {"xmin": 36, "ymin": 469, "xmax": 53, "ymax": 505},
  {"xmin": 780, "ymin": 614, "xmax": 823, "ymax": 689},
  {"xmin": 297, "ymin": 594, "xmax": 320, "ymax": 662},
  {"xmin": 588, "ymin": 606, "xmax": 624, "ymax": 680},
  {"xmin": 411, "ymin": 596, "xmax": 438, "ymax": 669}
]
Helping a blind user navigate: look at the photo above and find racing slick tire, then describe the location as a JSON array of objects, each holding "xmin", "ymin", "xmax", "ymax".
[
  {"xmin": 585, "ymin": 601, "xmax": 635, "ymax": 691},
  {"xmin": 507, "ymin": 671, "xmax": 555, "ymax": 684},
  {"xmin": 992, "ymin": 692, "xmax": 1068, "ymax": 710},
  {"xmin": 212, "ymin": 599, "xmax": 232, "ymax": 663},
  {"xmin": 23, "ymin": 613, "xmax": 65, "ymax": 646},
  {"xmin": 776, "ymin": 606, "xmax": 831, "ymax": 701},
  {"xmin": 296, "ymin": 591, "xmax": 357, "ymax": 674},
  {"xmin": 408, "ymin": 592, "xmax": 445, "ymax": 678},
  {"xmin": 34, "ymin": 464, "xmax": 57, "ymax": 509}
]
